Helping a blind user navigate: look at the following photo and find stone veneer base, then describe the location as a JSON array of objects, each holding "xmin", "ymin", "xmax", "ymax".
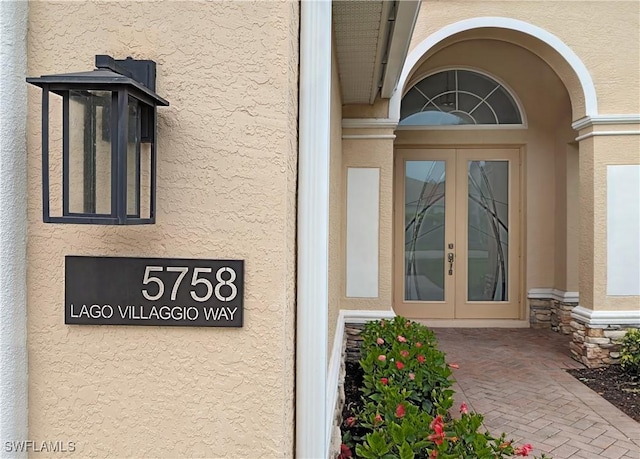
[
  {"xmin": 569, "ymin": 320, "xmax": 638, "ymax": 368},
  {"xmin": 529, "ymin": 298, "xmax": 575, "ymax": 334}
]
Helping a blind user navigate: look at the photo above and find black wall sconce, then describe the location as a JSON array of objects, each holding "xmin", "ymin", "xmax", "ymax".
[{"xmin": 27, "ymin": 55, "xmax": 169, "ymax": 224}]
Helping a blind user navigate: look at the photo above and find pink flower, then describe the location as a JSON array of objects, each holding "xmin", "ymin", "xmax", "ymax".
[
  {"xmin": 415, "ymin": 342, "xmax": 423, "ymax": 348},
  {"xmin": 396, "ymin": 361, "xmax": 404, "ymax": 370},
  {"xmin": 408, "ymin": 373, "xmax": 415, "ymax": 380},
  {"xmin": 417, "ymin": 355, "xmax": 425, "ymax": 364},
  {"xmin": 345, "ymin": 416, "xmax": 356, "ymax": 427},
  {"xmin": 374, "ymin": 413, "xmax": 383, "ymax": 424},
  {"xmin": 395, "ymin": 404, "xmax": 406, "ymax": 418},
  {"xmin": 400, "ymin": 350, "xmax": 409, "ymax": 358},
  {"xmin": 378, "ymin": 354, "xmax": 386, "ymax": 361},
  {"xmin": 397, "ymin": 335, "xmax": 407, "ymax": 343},
  {"xmin": 449, "ymin": 363, "xmax": 460, "ymax": 369},
  {"xmin": 376, "ymin": 337, "xmax": 384, "ymax": 345},
  {"xmin": 380, "ymin": 377, "xmax": 388, "ymax": 385},
  {"xmin": 514, "ymin": 444, "xmax": 533, "ymax": 456},
  {"xmin": 459, "ymin": 402, "xmax": 468, "ymax": 414}
]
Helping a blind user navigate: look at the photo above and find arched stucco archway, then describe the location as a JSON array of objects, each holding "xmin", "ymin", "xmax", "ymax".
[
  {"xmin": 389, "ymin": 17, "xmax": 599, "ymax": 122},
  {"xmin": 391, "ymin": 18, "xmax": 581, "ymax": 323}
]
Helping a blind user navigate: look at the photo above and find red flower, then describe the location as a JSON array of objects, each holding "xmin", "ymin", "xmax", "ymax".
[
  {"xmin": 376, "ymin": 337, "xmax": 384, "ymax": 345},
  {"xmin": 345, "ymin": 416, "xmax": 356, "ymax": 427},
  {"xmin": 427, "ymin": 432, "xmax": 444, "ymax": 445},
  {"xmin": 417, "ymin": 355, "xmax": 425, "ymax": 364},
  {"xmin": 396, "ymin": 361, "xmax": 404, "ymax": 370},
  {"xmin": 415, "ymin": 342, "xmax": 423, "ymax": 348},
  {"xmin": 380, "ymin": 377, "xmax": 388, "ymax": 385},
  {"xmin": 395, "ymin": 404, "xmax": 406, "ymax": 418},
  {"xmin": 397, "ymin": 335, "xmax": 407, "ymax": 343},
  {"xmin": 449, "ymin": 363, "xmax": 460, "ymax": 369},
  {"xmin": 400, "ymin": 350, "xmax": 409, "ymax": 358},
  {"xmin": 374, "ymin": 413, "xmax": 383, "ymax": 425},
  {"xmin": 428, "ymin": 415, "xmax": 445, "ymax": 445},
  {"xmin": 514, "ymin": 444, "xmax": 533, "ymax": 456},
  {"xmin": 378, "ymin": 354, "xmax": 386, "ymax": 361},
  {"xmin": 460, "ymin": 402, "xmax": 468, "ymax": 414},
  {"xmin": 429, "ymin": 450, "xmax": 438, "ymax": 458},
  {"xmin": 339, "ymin": 444, "xmax": 352, "ymax": 459}
]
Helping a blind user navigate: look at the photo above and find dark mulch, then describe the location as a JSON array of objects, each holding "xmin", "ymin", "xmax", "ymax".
[
  {"xmin": 567, "ymin": 365, "xmax": 640, "ymax": 422},
  {"xmin": 341, "ymin": 361, "xmax": 368, "ymax": 441}
]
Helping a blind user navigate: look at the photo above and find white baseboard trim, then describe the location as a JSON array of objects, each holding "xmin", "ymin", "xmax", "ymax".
[
  {"xmin": 326, "ymin": 309, "xmax": 395, "ymax": 456},
  {"xmin": 527, "ymin": 288, "xmax": 579, "ymax": 303},
  {"xmin": 571, "ymin": 306, "xmax": 640, "ymax": 327}
]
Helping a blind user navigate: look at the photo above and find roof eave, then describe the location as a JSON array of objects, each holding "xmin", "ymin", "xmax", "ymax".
[{"xmin": 380, "ymin": 0, "xmax": 421, "ymax": 99}]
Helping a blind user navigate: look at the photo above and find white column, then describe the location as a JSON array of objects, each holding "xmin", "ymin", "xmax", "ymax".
[
  {"xmin": 0, "ymin": 0, "xmax": 29, "ymax": 456},
  {"xmin": 297, "ymin": 0, "xmax": 331, "ymax": 457}
]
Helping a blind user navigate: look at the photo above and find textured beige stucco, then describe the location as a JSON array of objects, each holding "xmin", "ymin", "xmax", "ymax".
[
  {"xmin": 328, "ymin": 44, "xmax": 344, "ymax": 358},
  {"xmin": 410, "ymin": 0, "xmax": 640, "ymax": 118},
  {"xmin": 579, "ymin": 133, "xmax": 640, "ymax": 311},
  {"xmin": 340, "ymin": 133, "xmax": 395, "ymax": 312},
  {"xmin": 27, "ymin": 1, "xmax": 297, "ymax": 457}
]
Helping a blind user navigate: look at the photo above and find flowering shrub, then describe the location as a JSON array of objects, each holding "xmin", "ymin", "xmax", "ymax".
[
  {"xmin": 620, "ymin": 329, "xmax": 640, "ymax": 376},
  {"xmin": 341, "ymin": 316, "xmax": 550, "ymax": 459},
  {"xmin": 359, "ymin": 317, "xmax": 453, "ymax": 415}
]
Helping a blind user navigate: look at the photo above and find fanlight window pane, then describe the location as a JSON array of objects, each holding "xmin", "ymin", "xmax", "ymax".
[{"xmin": 400, "ymin": 70, "xmax": 522, "ymax": 126}]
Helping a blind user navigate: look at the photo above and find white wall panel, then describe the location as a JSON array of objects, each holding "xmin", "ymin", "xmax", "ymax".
[
  {"xmin": 346, "ymin": 168, "xmax": 380, "ymax": 297},
  {"xmin": 607, "ymin": 165, "xmax": 640, "ymax": 295}
]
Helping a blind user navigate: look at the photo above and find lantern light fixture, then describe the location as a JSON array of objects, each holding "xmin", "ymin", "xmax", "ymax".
[{"xmin": 27, "ymin": 55, "xmax": 169, "ymax": 224}]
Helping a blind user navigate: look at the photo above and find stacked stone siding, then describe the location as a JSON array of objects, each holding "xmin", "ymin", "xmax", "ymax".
[
  {"xmin": 529, "ymin": 298, "xmax": 575, "ymax": 334},
  {"xmin": 570, "ymin": 321, "xmax": 636, "ymax": 367}
]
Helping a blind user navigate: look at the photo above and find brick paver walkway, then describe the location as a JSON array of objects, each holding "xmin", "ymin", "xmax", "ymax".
[{"xmin": 432, "ymin": 328, "xmax": 640, "ymax": 459}]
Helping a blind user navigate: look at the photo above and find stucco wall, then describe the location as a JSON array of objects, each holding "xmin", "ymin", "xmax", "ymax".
[
  {"xmin": 26, "ymin": 1, "xmax": 298, "ymax": 457},
  {"xmin": 340, "ymin": 133, "xmax": 395, "ymax": 311},
  {"xmin": 579, "ymin": 133, "xmax": 640, "ymax": 312},
  {"xmin": 410, "ymin": 0, "xmax": 640, "ymax": 117},
  {"xmin": 328, "ymin": 44, "xmax": 343, "ymax": 358}
]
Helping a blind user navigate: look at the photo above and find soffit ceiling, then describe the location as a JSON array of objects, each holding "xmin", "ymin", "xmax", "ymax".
[{"xmin": 332, "ymin": 0, "xmax": 421, "ymax": 105}]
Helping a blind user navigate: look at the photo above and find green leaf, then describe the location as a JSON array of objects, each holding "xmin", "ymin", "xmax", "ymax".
[
  {"xmin": 389, "ymin": 422, "xmax": 404, "ymax": 445},
  {"xmin": 398, "ymin": 442, "xmax": 415, "ymax": 459}
]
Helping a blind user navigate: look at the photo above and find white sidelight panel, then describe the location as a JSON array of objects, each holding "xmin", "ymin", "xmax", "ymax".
[
  {"xmin": 346, "ymin": 168, "xmax": 380, "ymax": 297},
  {"xmin": 607, "ymin": 165, "xmax": 640, "ymax": 295}
]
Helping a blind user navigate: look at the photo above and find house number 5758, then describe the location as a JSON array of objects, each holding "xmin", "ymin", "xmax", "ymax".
[{"xmin": 141, "ymin": 266, "xmax": 238, "ymax": 302}]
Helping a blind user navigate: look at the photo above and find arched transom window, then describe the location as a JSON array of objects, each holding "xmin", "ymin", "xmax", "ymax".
[{"xmin": 400, "ymin": 69, "xmax": 523, "ymax": 126}]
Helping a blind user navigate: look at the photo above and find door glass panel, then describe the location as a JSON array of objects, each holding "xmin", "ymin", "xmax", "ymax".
[
  {"xmin": 405, "ymin": 161, "xmax": 446, "ymax": 301},
  {"xmin": 467, "ymin": 161, "xmax": 509, "ymax": 301}
]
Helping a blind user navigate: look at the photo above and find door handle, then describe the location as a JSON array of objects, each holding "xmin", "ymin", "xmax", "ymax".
[{"xmin": 448, "ymin": 252, "xmax": 454, "ymax": 275}]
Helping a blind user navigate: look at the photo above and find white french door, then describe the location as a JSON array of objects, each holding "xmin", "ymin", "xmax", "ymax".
[{"xmin": 394, "ymin": 148, "xmax": 521, "ymax": 319}]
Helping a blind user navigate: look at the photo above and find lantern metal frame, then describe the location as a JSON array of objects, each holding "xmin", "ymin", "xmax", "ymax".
[{"xmin": 27, "ymin": 55, "xmax": 169, "ymax": 225}]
